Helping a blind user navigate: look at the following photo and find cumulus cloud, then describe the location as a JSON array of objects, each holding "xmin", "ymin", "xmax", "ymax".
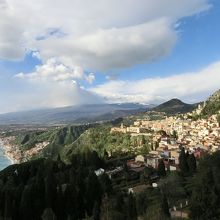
[
  {"xmin": 0, "ymin": 0, "xmax": 211, "ymax": 70},
  {"xmin": 91, "ymin": 61, "xmax": 220, "ymax": 104},
  {"xmin": 15, "ymin": 58, "xmax": 93, "ymax": 83},
  {"xmin": 10, "ymin": 59, "xmax": 101, "ymax": 112}
]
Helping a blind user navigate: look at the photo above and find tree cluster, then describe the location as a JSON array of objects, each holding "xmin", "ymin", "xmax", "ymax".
[
  {"xmin": 179, "ymin": 148, "xmax": 197, "ymax": 176},
  {"xmin": 0, "ymin": 151, "xmax": 110, "ymax": 220},
  {"xmin": 189, "ymin": 151, "xmax": 220, "ymax": 219}
]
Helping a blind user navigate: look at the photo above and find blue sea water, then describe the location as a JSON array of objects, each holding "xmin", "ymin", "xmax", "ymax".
[{"xmin": 0, "ymin": 143, "xmax": 12, "ymax": 171}]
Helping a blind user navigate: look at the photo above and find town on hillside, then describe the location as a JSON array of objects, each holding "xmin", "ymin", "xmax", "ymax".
[{"xmin": 110, "ymin": 106, "xmax": 220, "ymax": 172}]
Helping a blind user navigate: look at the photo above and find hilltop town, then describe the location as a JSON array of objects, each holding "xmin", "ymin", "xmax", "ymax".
[{"xmin": 110, "ymin": 102, "xmax": 220, "ymax": 170}]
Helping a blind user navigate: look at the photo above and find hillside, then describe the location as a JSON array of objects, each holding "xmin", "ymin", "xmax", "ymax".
[
  {"xmin": 201, "ymin": 89, "xmax": 220, "ymax": 116},
  {"xmin": 9, "ymin": 124, "xmax": 95, "ymax": 161},
  {"xmin": 152, "ymin": 98, "xmax": 196, "ymax": 115},
  {"xmin": 0, "ymin": 103, "xmax": 152, "ymax": 125},
  {"xmin": 6, "ymin": 122, "xmax": 152, "ymax": 163},
  {"xmin": 60, "ymin": 126, "xmax": 153, "ymax": 163}
]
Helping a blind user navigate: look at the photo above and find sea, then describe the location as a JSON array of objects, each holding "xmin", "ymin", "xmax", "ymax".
[{"xmin": 0, "ymin": 142, "xmax": 12, "ymax": 171}]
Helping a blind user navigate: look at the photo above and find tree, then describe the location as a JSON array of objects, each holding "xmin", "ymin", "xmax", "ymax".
[
  {"xmin": 136, "ymin": 191, "xmax": 148, "ymax": 216},
  {"xmin": 161, "ymin": 194, "xmax": 170, "ymax": 218},
  {"xmin": 172, "ymin": 130, "xmax": 178, "ymax": 140},
  {"xmin": 127, "ymin": 193, "xmax": 137, "ymax": 220},
  {"xmin": 140, "ymin": 135, "xmax": 146, "ymax": 145},
  {"xmin": 187, "ymin": 153, "xmax": 197, "ymax": 174},
  {"xmin": 44, "ymin": 169, "xmax": 57, "ymax": 208},
  {"xmin": 64, "ymin": 184, "xmax": 78, "ymax": 219},
  {"xmin": 154, "ymin": 141, "xmax": 159, "ymax": 150},
  {"xmin": 20, "ymin": 185, "xmax": 35, "ymax": 220},
  {"xmin": 93, "ymin": 201, "xmax": 100, "ymax": 220},
  {"xmin": 85, "ymin": 172, "xmax": 102, "ymax": 216},
  {"xmin": 99, "ymin": 173, "xmax": 112, "ymax": 195},
  {"xmin": 41, "ymin": 208, "xmax": 57, "ymax": 220},
  {"xmin": 158, "ymin": 160, "xmax": 166, "ymax": 177},
  {"xmin": 217, "ymin": 114, "xmax": 220, "ymax": 126},
  {"xmin": 179, "ymin": 148, "xmax": 189, "ymax": 176},
  {"xmin": 189, "ymin": 151, "xmax": 220, "ymax": 219},
  {"xmin": 190, "ymin": 168, "xmax": 220, "ymax": 219}
]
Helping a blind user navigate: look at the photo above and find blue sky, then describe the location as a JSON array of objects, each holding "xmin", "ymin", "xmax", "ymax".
[
  {"xmin": 0, "ymin": 0, "xmax": 220, "ymax": 113},
  {"xmin": 106, "ymin": 0, "xmax": 220, "ymax": 81}
]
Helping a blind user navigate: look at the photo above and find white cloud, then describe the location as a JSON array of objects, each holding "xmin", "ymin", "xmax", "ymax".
[
  {"xmin": 31, "ymin": 51, "xmax": 41, "ymax": 60},
  {"xmin": 0, "ymin": 79, "xmax": 103, "ymax": 113},
  {"xmin": 91, "ymin": 61, "xmax": 220, "ymax": 104},
  {"xmin": 11, "ymin": 59, "xmax": 102, "ymax": 112},
  {"xmin": 35, "ymin": 19, "xmax": 177, "ymax": 71},
  {"xmin": 86, "ymin": 73, "xmax": 95, "ymax": 84},
  {"xmin": 0, "ymin": 0, "xmax": 211, "ymax": 70},
  {"xmin": 0, "ymin": 1, "xmax": 26, "ymax": 60},
  {"xmin": 15, "ymin": 58, "xmax": 93, "ymax": 83}
]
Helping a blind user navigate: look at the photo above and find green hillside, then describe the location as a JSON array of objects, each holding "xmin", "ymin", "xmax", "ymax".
[
  {"xmin": 14, "ymin": 124, "xmax": 94, "ymax": 159},
  {"xmin": 10, "ymin": 121, "xmax": 153, "ymax": 163},
  {"xmin": 201, "ymin": 89, "xmax": 220, "ymax": 116},
  {"xmin": 61, "ymin": 126, "xmax": 153, "ymax": 163}
]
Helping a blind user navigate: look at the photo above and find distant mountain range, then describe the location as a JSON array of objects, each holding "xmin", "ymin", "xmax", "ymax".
[
  {"xmin": 0, "ymin": 103, "xmax": 154, "ymax": 125},
  {"xmin": 152, "ymin": 98, "xmax": 197, "ymax": 115},
  {"xmin": 1, "ymin": 89, "xmax": 219, "ymax": 125}
]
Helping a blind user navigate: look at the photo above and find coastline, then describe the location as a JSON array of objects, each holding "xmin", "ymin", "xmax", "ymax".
[
  {"xmin": 0, "ymin": 137, "xmax": 49, "ymax": 165},
  {"xmin": 0, "ymin": 137, "xmax": 21, "ymax": 164}
]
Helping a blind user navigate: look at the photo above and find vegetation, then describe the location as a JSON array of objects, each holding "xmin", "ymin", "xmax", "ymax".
[
  {"xmin": 3, "ymin": 122, "xmax": 220, "ymax": 219},
  {"xmin": 217, "ymin": 114, "xmax": 220, "ymax": 125},
  {"xmin": 179, "ymin": 148, "xmax": 189, "ymax": 176},
  {"xmin": 10, "ymin": 119, "xmax": 154, "ymax": 163},
  {"xmin": 0, "ymin": 151, "xmax": 109, "ymax": 220},
  {"xmin": 157, "ymin": 160, "xmax": 166, "ymax": 177},
  {"xmin": 201, "ymin": 89, "xmax": 220, "ymax": 116},
  {"xmin": 202, "ymin": 100, "xmax": 220, "ymax": 116},
  {"xmin": 0, "ymin": 151, "xmax": 175, "ymax": 220},
  {"xmin": 12, "ymin": 125, "xmax": 94, "ymax": 159},
  {"xmin": 61, "ymin": 127, "xmax": 153, "ymax": 163},
  {"xmin": 178, "ymin": 148, "xmax": 197, "ymax": 177},
  {"xmin": 24, "ymin": 125, "xmax": 91, "ymax": 149},
  {"xmin": 189, "ymin": 151, "xmax": 220, "ymax": 219}
]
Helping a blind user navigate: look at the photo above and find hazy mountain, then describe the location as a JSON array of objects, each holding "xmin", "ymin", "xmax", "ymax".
[
  {"xmin": 152, "ymin": 98, "xmax": 197, "ymax": 115},
  {"xmin": 0, "ymin": 103, "xmax": 154, "ymax": 125}
]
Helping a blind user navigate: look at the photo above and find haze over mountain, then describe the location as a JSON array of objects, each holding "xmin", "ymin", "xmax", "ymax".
[
  {"xmin": 0, "ymin": 97, "xmax": 201, "ymax": 125},
  {"xmin": 2, "ymin": 88, "xmax": 220, "ymax": 125},
  {"xmin": 0, "ymin": 103, "xmax": 153, "ymax": 125}
]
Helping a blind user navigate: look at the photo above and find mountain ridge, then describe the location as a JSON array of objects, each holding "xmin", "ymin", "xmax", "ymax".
[
  {"xmin": 152, "ymin": 98, "xmax": 197, "ymax": 115},
  {"xmin": 0, "ymin": 103, "xmax": 153, "ymax": 125}
]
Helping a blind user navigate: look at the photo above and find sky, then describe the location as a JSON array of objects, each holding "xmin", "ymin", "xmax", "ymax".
[{"xmin": 0, "ymin": 0, "xmax": 220, "ymax": 113}]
